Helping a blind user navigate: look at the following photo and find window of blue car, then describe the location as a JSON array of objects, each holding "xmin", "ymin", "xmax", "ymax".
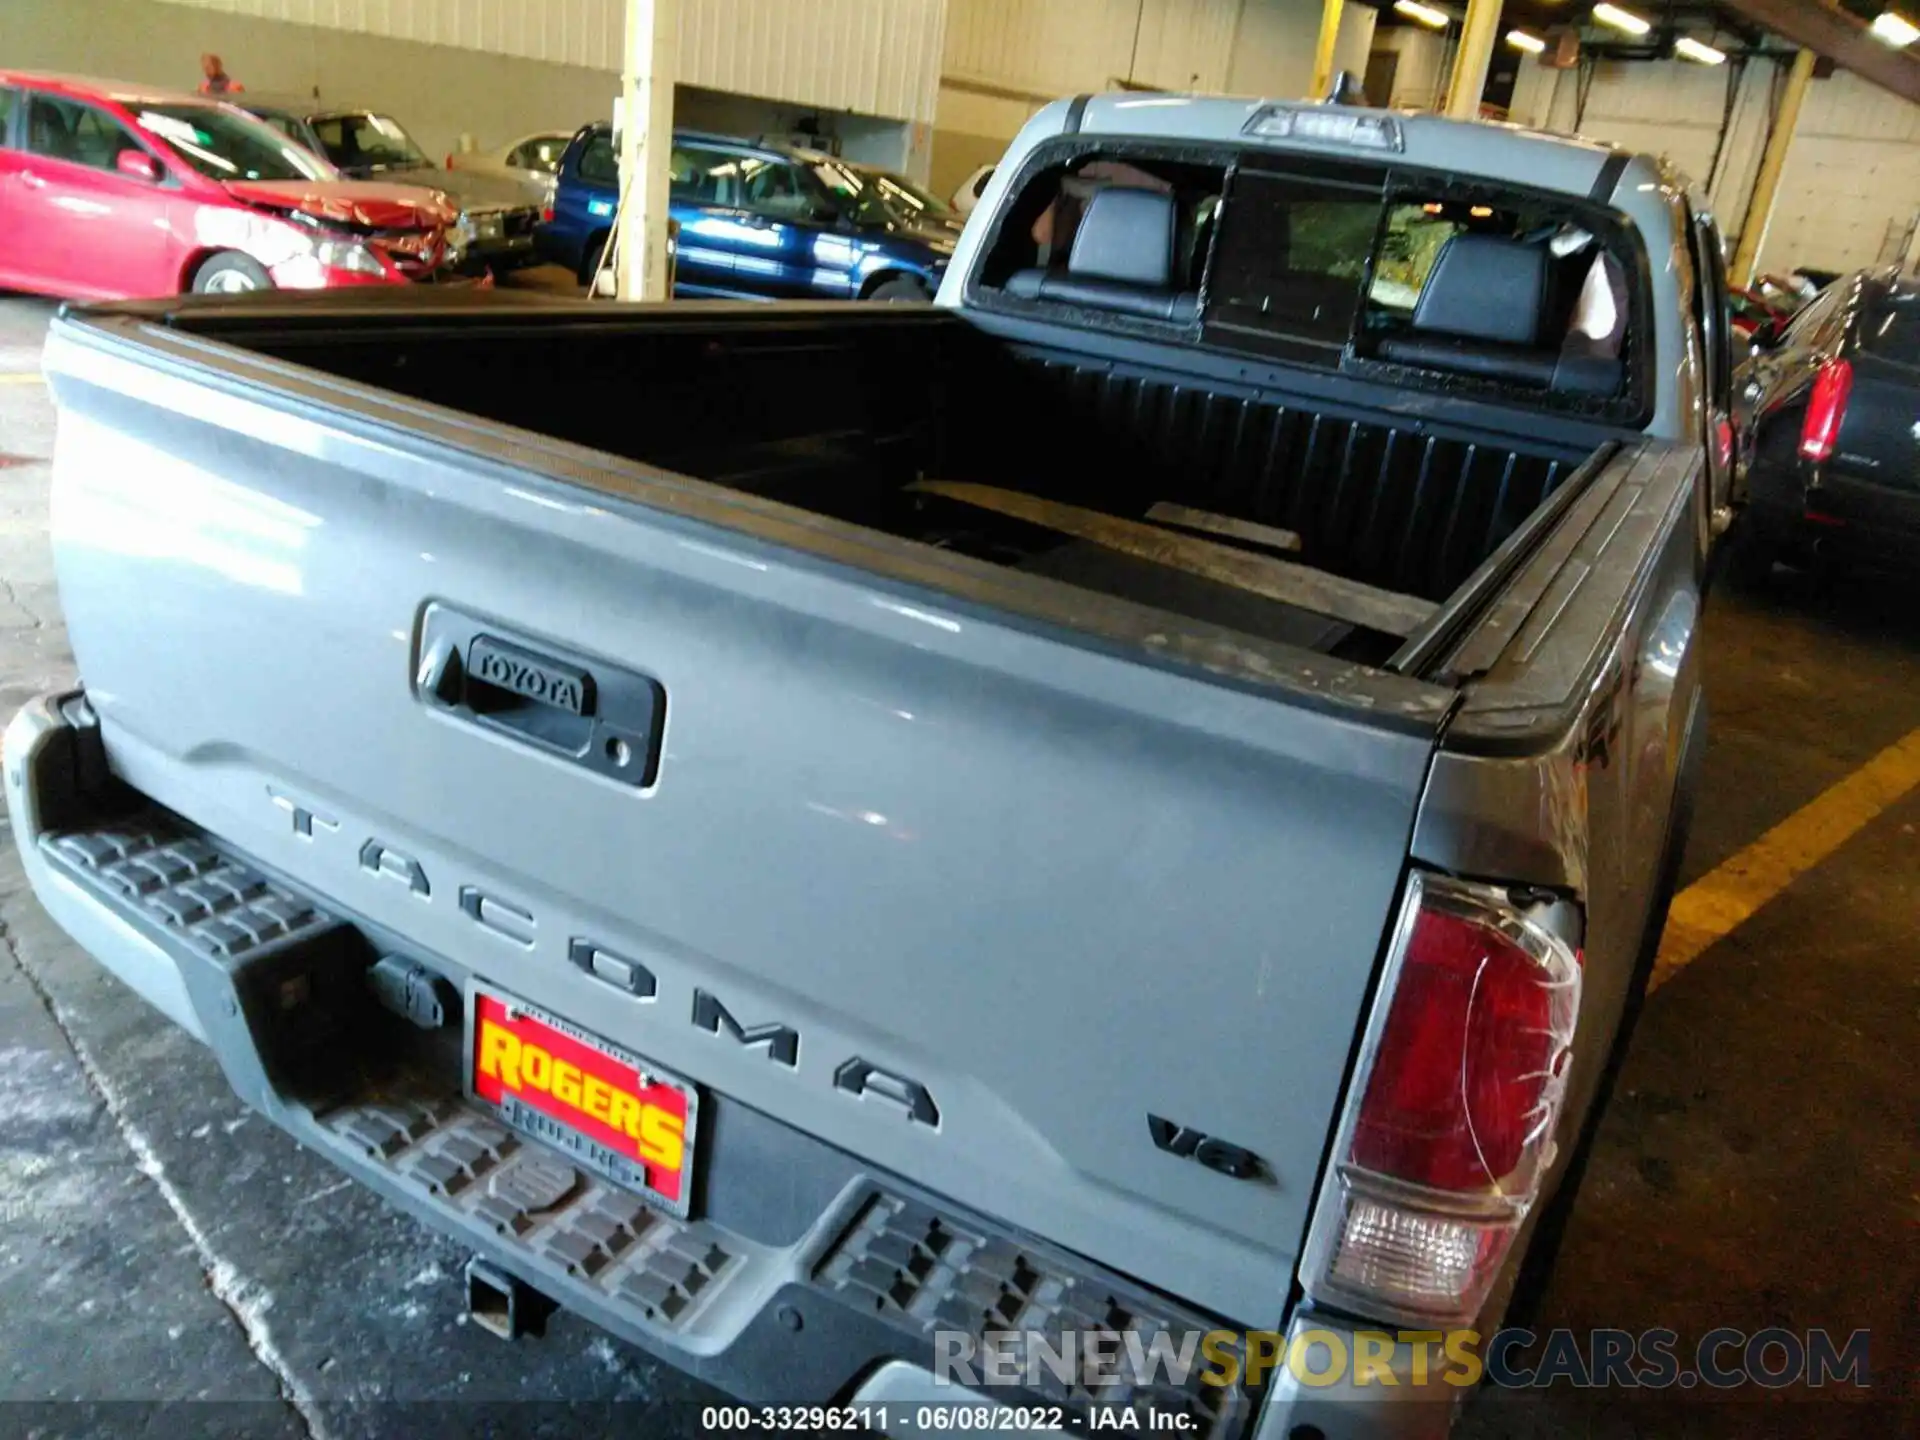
[
  {"xmin": 740, "ymin": 158, "xmax": 817, "ymax": 219},
  {"xmin": 580, "ymin": 130, "xmax": 619, "ymax": 186},
  {"xmin": 669, "ymin": 145, "xmax": 746, "ymax": 206},
  {"xmin": 809, "ymin": 158, "xmax": 953, "ymax": 229}
]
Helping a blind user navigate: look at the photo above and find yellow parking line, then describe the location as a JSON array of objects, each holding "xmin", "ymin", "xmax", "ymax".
[
  {"xmin": 1650, "ymin": 725, "xmax": 1920, "ymax": 991},
  {"xmin": 0, "ymin": 372, "xmax": 46, "ymax": 385}
]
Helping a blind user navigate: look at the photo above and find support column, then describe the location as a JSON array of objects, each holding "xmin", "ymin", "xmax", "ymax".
[
  {"xmin": 1333, "ymin": 4, "xmax": 1379, "ymax": 95},
  {"xmin": 615, "ymin": 0, "xmax": 677, "ymax": 302},
  {"xmin": 1731, "ymin": 48, "xmax": 1816, "ymax": 289},
  {"xmin": 1309, "ymin": 0, "xmax": 1346, "ymax": 100},
  {"xmin": 1443, "ymin": 0, "xmax": 1502, "ymax": 121}
]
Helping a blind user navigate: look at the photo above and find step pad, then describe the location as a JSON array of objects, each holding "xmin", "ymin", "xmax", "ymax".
[
  {"xmin": 39, "ymin": 809, "xmax": 1249, "ymax": 1432},
  {"xmin": 46, "ymin": 819, "xmax": 337, "ymax": 962},
  {"xmin": 318, "ymin": 1087, "xmax": 740, "ymax": 1327}
]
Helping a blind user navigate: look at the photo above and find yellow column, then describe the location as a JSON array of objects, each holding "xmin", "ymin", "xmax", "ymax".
[
  {"xmin": 1310, "ymin": 0, "xmax": 1346, "ymax": 100},
  {"xmin": 1443, "ymin": 0, "xmax": 1503, "ymax": 120},
  {"xmin": 1730, "ymin": 49, "xmax": 1817, "ymax": 289},
  {"xmin": 615, "ymin": 0, "xmax": 677, "ymax": 301}
]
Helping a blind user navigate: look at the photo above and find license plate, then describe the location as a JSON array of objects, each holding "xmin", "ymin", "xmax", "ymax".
[{"xmin": 467, "ymin": 987, "xmax": 697, "ymax": 1218}]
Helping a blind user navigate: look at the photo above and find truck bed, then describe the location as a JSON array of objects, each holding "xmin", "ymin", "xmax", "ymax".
[
  {"xmin": 26, "ymin": 291, "xmax": 1668, "ymax": 1356},
  {"xmin": 169, "ymin": 295, "xmax": 1600, "ymax": 668}
]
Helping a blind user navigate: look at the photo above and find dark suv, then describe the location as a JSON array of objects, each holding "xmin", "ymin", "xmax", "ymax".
[
  {"xmin": 537, "ymin": 124, "xmax": 959, "ymax": 299},
  {"xmin": 1731, "ymin": 267, "xmax": 1920, "ymax": 584}
]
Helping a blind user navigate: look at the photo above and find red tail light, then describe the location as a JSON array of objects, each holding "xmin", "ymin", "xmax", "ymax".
[
  {"xmin": 1799, "ymin": 357, "xmax": 1852, "ymax": 462},
  {"xmin": 1350, "ymin": 905, "xmax": 1566, "ymax": 1188},
  {"xmin": 541, "ymin": 207, "xmax": 555, "ymax": 224},
  {"xmin": 1301, "ymin": 872, "xmax": 1581, "ymax": 1323},
  {"xmin": 445, "ymin": 154, "xmax": 455, "ymax": 169}
]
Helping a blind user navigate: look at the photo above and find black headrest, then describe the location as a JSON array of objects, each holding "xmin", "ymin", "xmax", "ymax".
[
  {"xmin": 1412, "ymin": 234, "xmax": 1547, "ymax": 346},
  {"xmin": 1068, "ymin": 187, "xmax": 1175, "ymax": 288}
]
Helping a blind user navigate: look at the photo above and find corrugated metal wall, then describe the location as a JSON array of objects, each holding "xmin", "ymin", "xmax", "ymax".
[
  {"xmin": 931, "ymin": 0, "xmax": 1344, "ymax": 196},
  {"xmin": 156, "ymin": 0, "xmax": 945, "ymax": 121},
  {"xmin": 1518, "ymin": 57, "xmax": 1774, "ymax": 226},
  {"xmin": 1129, "ymin": 0, "xmax": 1242, "ymax": 93},
  {"xmin": 1772, "ymin": 69, "xmax": 1920, "ymax": 272},
  {"xmin": 683, "ymin": 0, "xmax": 945, "ymax": 125},
  {"xmin": 1511, "ymin": 53, "xmax": 1920, "ymax": 274},
  {"xmin": 942, "ymin": 0, "xmax": 1141, "ymax": 96},
  {"xmin": 157, "ymin": 0, "xmax": 625, "ymax": 70},
  {"xmin": 941, "ymin": 0, "xmax": 1324, "ymax": 98},
  {"xmin": 1367, "ymin": 24, "xmax": 1450, "ymax": 110}
]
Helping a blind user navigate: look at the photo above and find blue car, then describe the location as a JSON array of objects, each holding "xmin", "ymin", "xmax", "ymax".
[{"xmin": 537, "ymin": 124, "xmax": 960, "ymax": 301}]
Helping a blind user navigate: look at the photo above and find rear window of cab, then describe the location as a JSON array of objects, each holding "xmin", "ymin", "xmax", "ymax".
[{"xmin": 969, "ymin": 139, "xmax": 1651, "ymax": 424}]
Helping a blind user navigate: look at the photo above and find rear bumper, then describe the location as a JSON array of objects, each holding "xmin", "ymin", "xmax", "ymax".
[
  {"xmin": 1745, "ymin": 465, "xmax": 1920, "ymax": 566},
  {"xmin": 9, "ymin": 689, "xmax": 1350, "ymax": 1434},
  {"xmin": 532, "ymin": 225, "xmax": 581, "ymax": 271},
  {"xmin": 456, "ymin": 232, "xmax": 540, "ymax": 273}
]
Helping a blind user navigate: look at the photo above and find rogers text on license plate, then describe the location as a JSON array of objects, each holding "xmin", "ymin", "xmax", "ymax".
[{"xmin": 468, "ymin": 989, "xmax": 697, "ymax": 1217}]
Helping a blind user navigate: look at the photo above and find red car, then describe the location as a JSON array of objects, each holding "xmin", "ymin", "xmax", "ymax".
[{"xmin": 0, "ymin": 72, "xmax": 457, "ymax": 299}]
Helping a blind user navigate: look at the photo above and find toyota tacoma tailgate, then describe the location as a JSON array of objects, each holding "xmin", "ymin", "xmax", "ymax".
[{"xmin": 18, "ymin": 304, "xmax": 1450, "ymax": 1361}]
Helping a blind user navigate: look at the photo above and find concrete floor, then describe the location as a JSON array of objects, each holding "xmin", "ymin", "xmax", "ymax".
[{"xmin": 0, "ymin": 285, "xmax": 1913, "ymax": 1439}]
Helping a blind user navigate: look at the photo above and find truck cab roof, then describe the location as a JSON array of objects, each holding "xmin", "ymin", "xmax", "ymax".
[
  {"xmin": 939, "ymin": 92, "xmax": 1698, "ymax": 439},
  {"xmin": 1058, "ymin": 92, "xmax": 1636, "ymax": 199}
]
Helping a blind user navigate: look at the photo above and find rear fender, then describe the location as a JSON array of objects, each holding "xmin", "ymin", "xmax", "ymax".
[{"xmin": 1409, "ymin": 438, "xmax": 1708, "ymax": 1279}]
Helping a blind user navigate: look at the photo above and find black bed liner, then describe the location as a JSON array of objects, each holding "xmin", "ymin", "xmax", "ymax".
[{"xmin": 146, "ymin": 298, "xmax": 1601, "ymax": 662}]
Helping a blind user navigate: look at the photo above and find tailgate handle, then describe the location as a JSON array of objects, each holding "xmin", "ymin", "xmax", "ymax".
[
  {"xmin": 465, "ymin": 635, "xmax": 594, "ymax": 719},
  {"xmin": 417, "ymin": 606, "xmax": 665, "ymax": 787}
]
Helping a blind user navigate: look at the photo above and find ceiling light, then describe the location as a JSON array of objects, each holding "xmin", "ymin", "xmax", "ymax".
[
  {"xmin": 1871, "ymin": 12, "xmax": 1920, "ymax": 47},
  {"xmin": 1674, "ymin": 37, "xmax": 1727, "ymax": 64},
  {"xmin": 1394, "ymin": 1, "xmax": 1451, "ymax": 30},
  {"xmin": 1507, "ymin": 29, "xmax": 1547, "ymax": 53},
  {"xmin": 1592, "ymin": 4, "xmax": 1651, "ymax": 37}
]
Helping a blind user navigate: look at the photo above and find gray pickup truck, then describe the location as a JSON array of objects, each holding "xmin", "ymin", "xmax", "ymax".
[{"xmin": 9, "ymin": 95, "xmax": 1731, "ymax": 1437}]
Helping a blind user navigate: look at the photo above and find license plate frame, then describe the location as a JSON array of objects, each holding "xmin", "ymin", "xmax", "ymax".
[{"xmin": 465, "ymin": 985, "xmax": 699, "ymax": 1219}]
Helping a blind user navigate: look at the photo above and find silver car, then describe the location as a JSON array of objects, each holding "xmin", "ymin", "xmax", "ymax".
[
  {"xmin": 449, "ymin": 129, "xmax": 572, "ymax": 211},
  {"xmin": 240, "ymin": 97, "xmax": 542, "ymax": 273}
]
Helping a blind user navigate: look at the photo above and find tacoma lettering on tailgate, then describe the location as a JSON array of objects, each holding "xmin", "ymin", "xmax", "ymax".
[{"xmin": 271, "ymin": 793, "xmax": 943, "ymax": 1131}]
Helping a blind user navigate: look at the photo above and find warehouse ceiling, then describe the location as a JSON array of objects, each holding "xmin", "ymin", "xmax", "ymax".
[
  {"xmin": 1721, "ymin": 1, "xmax": 1920, "ymax": 101},
  {"xmin": 1369, "ymin": 1, "xmax": 1920, "ymax": 105}
]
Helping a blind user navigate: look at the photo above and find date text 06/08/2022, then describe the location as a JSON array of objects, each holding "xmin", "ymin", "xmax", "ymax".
[{"xmin": 699, "ymin": 1405, "xmax": 1196, "ymax": 1433}]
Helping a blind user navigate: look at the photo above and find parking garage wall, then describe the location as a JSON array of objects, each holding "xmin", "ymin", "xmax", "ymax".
[
  {"xmin": 5, "ymin": 0, "xmax": 943, "ymax": 180},
  {"xmin": 1510, "ymin": 53, "xmax": 1920, "ymax": 277},
  {"xmin": 930, "ymin": 0, "xmax": 1370, "ymax": 202},
  {"xmin": 1364, "ymin": 22, "xmax": 1450, "ymax": 110},
  {"xmin": 144, "ymin": 0, "xmax": 946, "ymax": 124},
  {"xmin": 2, "ymin": 0, "xmax": 612, "ymax": 163}
]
